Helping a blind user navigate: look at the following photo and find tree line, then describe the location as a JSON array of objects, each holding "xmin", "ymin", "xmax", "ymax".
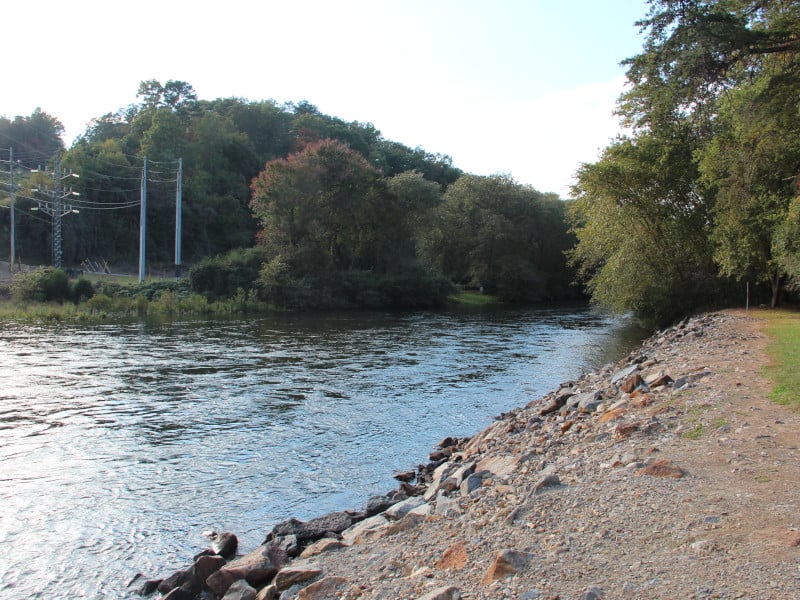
[
  {"xmin": 569, "ymin": 0, "xmax": 800, "ymax": 324},
  {"xmin": 1, "ymin": 80, "xmax": 577, "ymax": 308},
  {"xmin": 5, "ymin": 0, "xmax": 797, "ymax": 320}
]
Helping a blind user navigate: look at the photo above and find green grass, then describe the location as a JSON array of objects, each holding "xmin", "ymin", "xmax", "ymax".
[
  {"xmin": 81, "ymin": 272, "xmax": 143, "ymax": 285},
  {"xmin": 448, "ymin": 290, "xmax": 501, "ymax": 305},
  {"xmin": 682, "ymin": 423, "xmax": 705, "ymax": 440},
  {"xmin": 760, "ymin": 308, "xmax": 800, "ymax": 408}
]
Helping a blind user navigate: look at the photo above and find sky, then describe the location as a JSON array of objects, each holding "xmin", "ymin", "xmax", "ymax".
[{"xmin": 4, "ymin": 0, "xmax": 649, "ymax": 197}]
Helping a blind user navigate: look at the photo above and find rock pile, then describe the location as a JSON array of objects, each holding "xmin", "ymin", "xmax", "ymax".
[{"xmin": 133, "ymin": 312, "xmax": 799, "ymax": 599}]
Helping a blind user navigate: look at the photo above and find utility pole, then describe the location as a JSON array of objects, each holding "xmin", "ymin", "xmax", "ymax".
[
  {"xmin": 52, "ymin": 157, "xmax": 63, "ymax": 268},
  {"xmin": 138, "ymin": 157, "xmax": 147, "ymax": 282},
  {"xmin": 175, "ymin": 157, "xmax": 182, "ymax": 278},
  {"xmin": 30, "ymin": 159, "xmax": 79, "ymax": 269},
  {"xmin": 9, "ymin": 147, "xmax": 15, "ymax": 273}
]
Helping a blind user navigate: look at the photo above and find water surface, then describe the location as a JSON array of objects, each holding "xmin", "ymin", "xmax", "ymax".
[{"xmin": 0, "ymin": 306, "xmax": 644, "ymax": 598}]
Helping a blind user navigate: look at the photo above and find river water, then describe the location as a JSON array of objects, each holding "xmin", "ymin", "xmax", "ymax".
[{"xmin": 0, "ymin": 306, "xmax": 645, "ymax": 598}]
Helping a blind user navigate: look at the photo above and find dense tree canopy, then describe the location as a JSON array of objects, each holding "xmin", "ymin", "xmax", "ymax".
[
  {"xmin": 422, "ymin": 174, "xmax": 576, "ymax": 302},
  {"xmin": 2, "ymin": 79, "xmax": 580, "ymax": 309},
  {"xmin": 570, "ymin": 0, "xmax": 800, "ymax": 322},
  {"xmin": 1, "ymin": 83, "xmax": 465, "ymax": 269},
  {"xmin": 251, "ymin": 139, "xmax": 388, "ymax": 275}
]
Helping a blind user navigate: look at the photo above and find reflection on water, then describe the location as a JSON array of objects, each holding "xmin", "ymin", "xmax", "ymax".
[{"xmin": 0, "ymin": 306, "xmax": 645, "ymax": 598}]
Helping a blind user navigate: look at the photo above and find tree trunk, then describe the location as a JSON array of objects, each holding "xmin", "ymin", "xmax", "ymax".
[{"xmin": 770, "ymin": 272, "xmax": 783, "ymax": 308}]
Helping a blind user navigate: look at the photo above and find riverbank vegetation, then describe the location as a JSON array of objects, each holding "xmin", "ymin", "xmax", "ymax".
[
  {"xmin": 0, "ymin": 267, "xmax": 270, "ymax": 322},
  {"xmin": 2, "ymin": 1, "xmax": 799, "ymax": 322}
]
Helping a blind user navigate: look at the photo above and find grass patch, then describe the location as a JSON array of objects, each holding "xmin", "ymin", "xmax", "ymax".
[
  {"xmin": 759, "ymin": 308, "xmax": 800, "ymax": 409},
  {"xmin": 682, "ymin": 423, "xmax": 705, "ymax": 440},
  {"xmin": 710, "ymin": 416, "xmax": 730, "ymax": 430},
  {"xmin": 449, "ymin": 291, "xmax": 501, "ymax": 306}
]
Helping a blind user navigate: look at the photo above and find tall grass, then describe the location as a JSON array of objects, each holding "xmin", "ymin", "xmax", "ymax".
[
  {"xmin": 0, "ymin": 289, "xmax": 271, "ymax": 324},
  {"xmin": 761, "ymin": 308, "xmax": 800, "ymax": 408}
]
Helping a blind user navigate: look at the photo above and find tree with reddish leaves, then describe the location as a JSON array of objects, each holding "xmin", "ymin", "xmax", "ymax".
[{"xmin": 251, "ymin": 139, "xmax": 388, "ymax": 275}]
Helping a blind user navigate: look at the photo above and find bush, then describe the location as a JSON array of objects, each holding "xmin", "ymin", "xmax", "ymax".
[
  {"xmin": 85, "ymin": 293, "xmax": 113, "ymax": 312},
  {"xmin": 257, "ymin": 263, "xmax": 454, "ymax": 310},
  {"xmin": 189, "ymin": 247, "xmax": 266, "ymax": 300},
  {"xmin": 71, "ymin": 278, "xmax": 96, "ymax": 303},
  {"xmin": 11, "ymin": 268, "xmax": 70, "ymax": 303}
]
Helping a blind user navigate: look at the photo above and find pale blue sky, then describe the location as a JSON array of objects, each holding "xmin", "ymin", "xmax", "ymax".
[{"xmin": 5, "ymin": 0, "xmax": 650, "ymax": 196}]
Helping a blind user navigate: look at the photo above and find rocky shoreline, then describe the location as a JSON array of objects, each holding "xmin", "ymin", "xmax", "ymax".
[{"xmin": 132, "ymin": 310, "xmax": 800, "ymax": 599}]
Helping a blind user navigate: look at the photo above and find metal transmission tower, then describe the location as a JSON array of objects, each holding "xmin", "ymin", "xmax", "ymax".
[
  {"xmin": 3, "ymin": 147, "xmax": 17, "ymax": 273},
  {"xmin": 175, "ymin": 157, "xmax": 182, "ymax": 278},
  {"xmin": 31, "ymin": 158, "xmax": 80, "ymax": 268},
  {"xmin": 138, "ymin": 157, "xmax": 147, "ymax": 282}
]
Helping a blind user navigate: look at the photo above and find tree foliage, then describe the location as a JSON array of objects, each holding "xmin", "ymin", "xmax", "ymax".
[
  {"xmin": 2, "ymin": 80, "xmax": 582, "ymax": 310},
  {"xmin": 251, "ymin": 139, "xmax": 388, "ymax": 275},
  {"xmin": 1, "ymin": 81, "xmax": 469, "ymax": 270},
  {"xmin": 422, "ymin": 174, "xmax": 575, "ymax": 302},
  {"xmin": 571, "ymin": 0, "xmax": 800, "ymax": 321},
  {"xmin": 569, "ymin": 132, "xmax": 717, "ymax": 323}
]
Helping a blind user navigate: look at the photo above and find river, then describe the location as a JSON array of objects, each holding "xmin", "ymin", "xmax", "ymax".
[{"xmin": 0, "ymin": 306, "xmax": 645, "ymax": 598}]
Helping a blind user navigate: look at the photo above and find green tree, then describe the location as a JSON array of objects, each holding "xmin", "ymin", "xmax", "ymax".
[
  {"xmin": 571, "ymin": 0, "xmax": 800, "ymax": 319},
  {"xmin": 699, "ymin": 75, "xmax": 800, "ymax": 306},
  {"xmin": 421, "ymin": 174, "xmax": 572, "ymax": 302},
  {"xmin": 137, "ymin": 79, "xmax": 197, "ymax": 111},
  {"xmin": 384, "ymin": 170, "xmax": 442, "ymax": 270},
  {"xmin": 0, "ymin": 109, "xmax": 65, "ymax": 166},
  {"xmin": 568, "ymin": 132, "xmax": 716, "ymax": 324}
]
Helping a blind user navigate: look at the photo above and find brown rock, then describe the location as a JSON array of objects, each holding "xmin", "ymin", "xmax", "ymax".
[
  {"xmin": 429, "ymin": 448, "xmax": 452, "ymax": 461},
  {"xmin": 191, "ymin": 554, "xmax": 226, "ymax": 587},
  {"xmin": 273, "ymin": 565, "xmax": 322, "ymax": 591},
  {"xmin": 255, "ymin": 584, "xmax": 278, "ymax": 600},
  {"xmin": 539, "ymin": 391, "xmax": 572, "ymax": 416},
  {"xmin": 299, "ymin": 538, "xmax": 345, "ymax": 559},
  {"xmin": 357, "ymin": 513, "xmax": 427, "ymax": 543},
  {"xmin": 162, "ymin": 588, "xmax": 194, "ymax": 600},
  {"xmin": 635, "ymin": 458, "xmax": 684, "ymax": 478},
  {"xmin": 480, "ymin": 549, "xmax": 530, "ymax": 584},
  {"xmin": 598, "ymin": 407, "xmax": 626, "ymax": 423},
  {"xmin": 533, "ymin": 474, "xmax": 561, "ymax": 493},
  {"xmin": 393, "ymin": 470, "xmax": 417, "ymax": 482},
  {"xmin": 206, "ymin": 542, "xmax": 287, "ymax": 597},
  {"xmin": 438, "ymin": 436, "xmax": 457, "ymax": 448},
  {"xmin": 298, "ymin": 576, "xmax": 348, "ymax": 599},
  {"xmin": 417, "ymin": 586, "xmax": 462, "ymax": 600},
  {"xmin": 475, "ymin": 454, "xmax": 519, "ymax": 478},
  {"xmin": 212, "ymin": 532, "xmax": 239, "ymax": 558},
  {"xmin": 222, "ymin": 579, "xmax": 257, "ymax": 600},
  {"xmin": 645, "ymin": 372, "xmax": 673, "ymax": 388},
  {"xmin": 630, "ymin": 392, "xmax": 654, "ymax": 408},
  {"xmin": 435, "ymin": 541, "xmax": 468, "ymax": 570},
  {"xmin": 614, "ymin": 421, "xmax": 640, "ymax": 439},
  {"xmin": 620, "ymin": 373, "xmax": 644, "ymax": 393},
  {"xmin": 157, "ymin": 570, "xmax": 191, "ymax": 595}
]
